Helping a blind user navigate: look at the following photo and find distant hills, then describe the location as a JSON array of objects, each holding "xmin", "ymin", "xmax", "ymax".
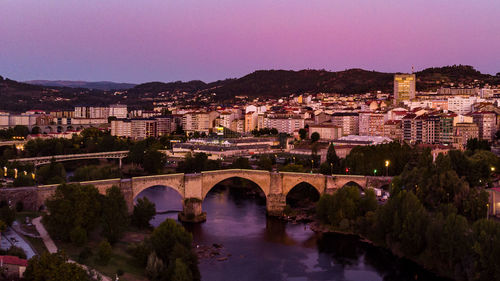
[
  {"xmin": 25, "ymin": 80, "xmax": 136, "ymax": 91},
  {"xmin": 1, "ymin": 65, "xmax": 499, "ymax": 112}
]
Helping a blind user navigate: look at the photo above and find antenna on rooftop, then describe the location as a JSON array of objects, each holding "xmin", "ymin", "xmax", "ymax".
[{"xmin": 411, "ymin": 66, "xmax": 415, "ymax": 74}]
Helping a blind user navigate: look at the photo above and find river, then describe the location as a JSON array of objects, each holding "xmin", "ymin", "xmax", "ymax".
[{"xmin": 137, "ymin": 183, "xmax": 448, "ymax": 281}]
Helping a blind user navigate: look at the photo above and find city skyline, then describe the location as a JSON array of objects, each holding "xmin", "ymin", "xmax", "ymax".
[{"xmin": 1, "ymin": 0, "xmax": 500, "ymax": 83}]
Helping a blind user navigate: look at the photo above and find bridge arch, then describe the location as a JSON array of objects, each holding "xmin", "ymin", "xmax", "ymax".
[
  {"xmin": 286, "ymin": 182, "xmax": 320, "ymax": 207},
  {"xmin": 330, "ymin": 176, "xmax": 367, "ymax": 190},
  {"xmin": 131, "ymin": 174, "xmax": 185, "ymax": 200},
  {"xmin": 340, "ymin": 181, "xmax": 365, "ymax": 192},
  {"xmin": 201, "ymin": 170, "xmax": 271, "ymax": 200},
  {"xmin": 281, "ymin": 173, "xmax": 325, "ymax": 197}
]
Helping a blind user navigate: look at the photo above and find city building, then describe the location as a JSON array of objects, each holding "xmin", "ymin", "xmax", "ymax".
[
  {"xmin": 394, "ymin": 74, "xmax": 416, "ymax": 105},
  {"xmin": 308, "ymin": 122, "xmax": 343, "ymax": 140},
  {"xmin": 331, "ymin": 112, "xmax": 359, "ymax": 136}
]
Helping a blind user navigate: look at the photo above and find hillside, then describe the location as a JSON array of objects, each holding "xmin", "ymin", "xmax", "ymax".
[
  {"xmin": 25, "ymin": 80, "xmax": 136, "ymax": 91},
  {"xmin": 1, "ymin": 65, "xmax": 499, "ymax": 112}
]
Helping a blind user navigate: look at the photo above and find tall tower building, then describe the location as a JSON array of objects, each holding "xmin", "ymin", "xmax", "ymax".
[{"xmin": 394, "ymin": 74, "xmax": 416, "ymax": 105}]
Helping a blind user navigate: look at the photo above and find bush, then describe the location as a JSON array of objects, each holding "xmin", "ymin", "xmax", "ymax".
[
  {"xmin": 6, "ymin": 246, "xmax": 27, "ymax": 259},
  {"xmin": 78, "ymin": 247, "xmax": 93, "ymax": 263},
  {"xmin": 132, "ymin": 197, "xmax": 156, "ymax": 229},
  {"xmin": 70, "ymin": 226, "xmax": 87, "ymax": 246},
  {"xmin": 97, "ymin": 240, "xmax": 112, "ymax": 265}
]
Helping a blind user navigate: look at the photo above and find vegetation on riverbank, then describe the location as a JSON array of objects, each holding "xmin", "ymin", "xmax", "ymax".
[
  {"xmin": 41, "ymin": 183, "xmax": 199, "ymax": 280},
  {"xmin": 314, "ymin": 145, "xmax": 499, "ymax": 281}
]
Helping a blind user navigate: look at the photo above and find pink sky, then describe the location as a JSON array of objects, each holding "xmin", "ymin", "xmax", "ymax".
[{"xmin": 1, "ymin": 0, "xmax": 499, "ymax": 83}]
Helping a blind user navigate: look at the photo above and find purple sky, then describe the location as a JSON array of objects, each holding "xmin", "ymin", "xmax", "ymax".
[{"xmin": 1, "ymin": 0, "xmax": 499, "ymax": 83}]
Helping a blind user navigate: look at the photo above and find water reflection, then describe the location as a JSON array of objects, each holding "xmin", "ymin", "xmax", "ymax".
[{"xmin": 136, "ymin": 183, "xmax": 447, "ymax": 281}]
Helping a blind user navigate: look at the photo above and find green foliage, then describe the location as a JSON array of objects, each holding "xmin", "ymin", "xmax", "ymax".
[
  {"xmin": 43, "ymin": 183, "xmax": 101, "ymax": 242},
  {"xmin": 0, "ymin": 246, "xmax": 27, "ymax": 259},
  {"xmin": 257, "ymin": 155, "xmax": 273, "ymax": 171},
  {"xmin": 176, "ymin": 152, "xmax": 221, "ymax": 173},
  {"xmin": 132, "ymin": 197, "xmax": 156, "ymax": 229},
  {"xmin": 101, "ymin": 186, "xmax": 130, "ymax": 244},
  {"xmin": 471, "ymin": 219, "xmax": 500, "ymax": 280},
  {"xmin": 466, "ymin": 138, "xmax": 491, "ymax": 151},
  {"xmin": 251, "ymin": 128, "xmax": 278, "ymax": 136},
  {"xmin": 280, "ymin": 164, "xmax": 307, "ymax": 173},
  {"xmin": 24, "ymin": 252, "xmax": 91, "ymax": 281},
  {"xmin": 36, "ymin": 159, "xmax": 66, "ymax": 185},
  {"xmin": 143, "ymin": 149, "xmax": 167, "ymax": 174},
  {"xmin": 70, "ymin": 165, "xmax": 121, "ymax": 182},
  {"xmin": 149, "ymin": 219, "xmax": 200, "ymax": 281},
  {"xmin": 310, "ymin": 132, "xmax": 320, "ymax": 143},
  {"xmin": 97, "ymin": 240, "xmax": 113, "ymax": 265},
  {"xmin": 298, "ymin": 129, "xmax": 307, "ymax": 140},
  {"xmin": 0, "ymin": 125, "xmax": 30, "ymax": 140},
  {"xmin": 70, "ymin": 226, "xmax": 88, "ymax": 246},
  {"xmin": 344, "ymin": 141, "xmax": 416, "ymax": 176},
  {"xmin": 13, "ymin": 174, "xmax": 35, "ymax": 187},
  {"xmin": 326, "ymin": 144, "xmax": 340, "ymax": 167},
  {"xmin": 231, "ymin": 157, "xmax": 251, "ymax": 169},
  {"xmin": 0, "ymin": 203, "xmax": 16, "ymax": 226}
]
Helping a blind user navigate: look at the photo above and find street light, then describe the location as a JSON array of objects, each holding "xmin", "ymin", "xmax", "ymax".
[
  {"xmin": 330, "ymin": 163, "xmax": 333, "ymax": 175},
  {"xmin": 491, "ymin": 167, "xmax": 496, "ymax": 173},
  {"xmin": 487, "ymin": 203, "xmax": 490, "ymax": 220},
  {"xmin": 385, "ymin": 160, "xmax": 390, "ymax": 177},
  {"xmin": 373, "ymin": 169, "xmax": 377, "ymax": 176},
  {"xmin": 3, "ymin": 167, "xmax": 6, "ymax": 177},
  {"xmin": 310, "ymin": 159, "xmax": 314, "ymax": 173}
]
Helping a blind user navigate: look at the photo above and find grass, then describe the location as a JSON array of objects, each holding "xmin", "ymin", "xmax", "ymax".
[{"xmin": 54, "ymin": 230, "xmax": 150, "ymax": 281}]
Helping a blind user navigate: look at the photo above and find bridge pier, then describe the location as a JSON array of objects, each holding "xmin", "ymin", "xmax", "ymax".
[
  {"xmin": 266, "ymin": 194, "xmax": 287, "ymax": 217},
  {"xmin": 178, "ymin": 198, "xmax": 207, "ymax": 223}
]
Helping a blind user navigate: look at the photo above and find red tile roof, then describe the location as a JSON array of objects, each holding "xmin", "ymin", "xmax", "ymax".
[{"xmin": 0, "ymin": 255, "xmax": 28, "ymax": 267}]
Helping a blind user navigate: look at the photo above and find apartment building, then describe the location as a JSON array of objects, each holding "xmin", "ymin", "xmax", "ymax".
[
  {"xmin": 263, "ymin": 116, "xmax": 305, "ymax": 135},
  {"xmin": 182, "ymin": 111, "xmax": 219, "ymax": 134},
  {"xmin": 453, "ymin": 123, "xmax": 479, "ymax": 150},
  {"xmin": 471, "ymin": 111, "xmax": 497, "ymax": 141},
  {"xmin": 359, "ymin": 112, "xmax": 385, "ymax": 136},
  {"xmin": 331, "ymin": 112, "xmax": 359, "ymax": 136}
]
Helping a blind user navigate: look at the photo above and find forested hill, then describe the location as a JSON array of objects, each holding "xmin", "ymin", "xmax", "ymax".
[
  {"xmin": 1, "ymin": 65, "xmax": 499, "ymax": 112},
  {"xmin": 129, "ymin": 65, "xmax": 500, "ymax": 99}
]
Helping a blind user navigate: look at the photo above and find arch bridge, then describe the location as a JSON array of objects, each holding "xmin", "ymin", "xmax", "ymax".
[{"xmin": 1, "ymin": 169, "xmax": 392, "ymax": 222}]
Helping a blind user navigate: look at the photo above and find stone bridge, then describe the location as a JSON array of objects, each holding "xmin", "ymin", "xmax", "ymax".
[{"xmin": 0, "ymin": 169, "xmax": 392, "ymax": 222}]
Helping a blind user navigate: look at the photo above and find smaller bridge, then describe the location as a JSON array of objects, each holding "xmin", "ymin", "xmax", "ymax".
[{"xmin": 9, "ymin": 151, "xmax": 130, "ymax": 168}]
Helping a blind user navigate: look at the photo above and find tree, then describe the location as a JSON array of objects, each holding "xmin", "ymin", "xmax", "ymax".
[
  {"xmin": 150, "ymin": 219, "xmax": 200, "ymax": 281},
  {"xmin": 43, "ymin": 184, "xmax": 101, "ymax": 242},
  {"xmin": 143, "ymin": 149, "xmax": 167, "ymax": 174},
  {"xmin": 0, "ymin": 203, "xmax": 16, "ymax": 226},
  {"xmin": 466, "ymin": 138, "xmax": 490, "ymax": 151},
  {"xmin": 36, "ymin": 159, "xmax": 66, "ymax": 184},
  {"xmin": 298, "ymin": 128, "xmax": 307, "ymax": 140},
  {"xmin": 101, "ymin": 186, "xmax": 130, "ymax": 244},
  {"xmin": 24, "ymin": 252, "xmax": 91, "ymax": 281},
  {"xmin": 326, "ymin": 144, "xmax": 340, "ymax": 168},
  {"xmin": 13, "ymin": 174, "xmax": 35, "ymax": 187},
  {"xmin": 132, "ymin": 197, "xmax": 156, "ymax": 229},
  {"xmin": 0, "ymin": 220, "xmax": 6, "ymax": 245},
  {"xmin": 97, "ymin": 240, "xmax": 112, "ymax": 265},
  {"xmin": 310, "ymin": 132, "xmax": 320, "ymax": 143},
  {"xmin": 231, "ymin": 157, "xmax": 251, "ymax": 169},
  {"xmin": 257, "ymin": 155, "xmax": 273, "ymax": 171}
]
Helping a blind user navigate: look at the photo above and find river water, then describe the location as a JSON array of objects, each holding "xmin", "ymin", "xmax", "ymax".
[{"xmin": 138, "ymin": 184, "xmax": 447, "ymax": 281}]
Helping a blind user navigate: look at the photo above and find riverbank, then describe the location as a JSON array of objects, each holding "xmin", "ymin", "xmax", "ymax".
[{"xmin": 282, "ymin": 208, "xmax": 453, "ymax": 281}]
